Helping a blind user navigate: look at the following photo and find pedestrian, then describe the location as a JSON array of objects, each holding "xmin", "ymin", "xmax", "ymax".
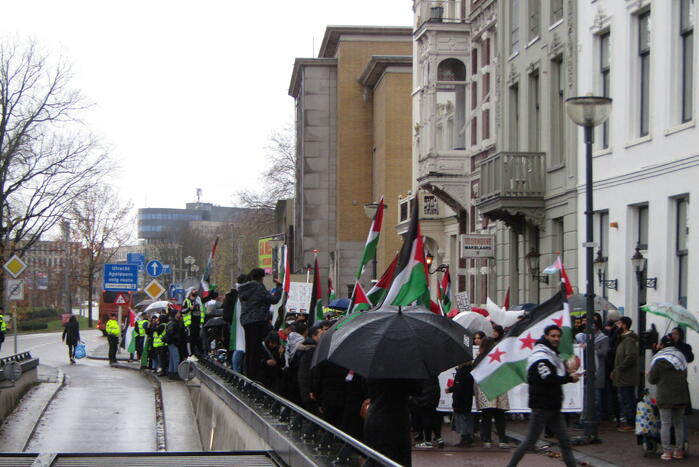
[
  {"xmin": 670, "ymin": 326, "xmax": 694, "ymax": 363},
  {"xmin": 475, "ymin": 337, "xmax": 510, "ymax": 448},
  {"xmin": 259, "ymin": 330, "xmax": 284, "ymax": 392},
  {"xmin": 610, "ymin": 316, "xmax": 639, "ymax": 432},
  {"xmin": 506, "ymin": 325, "xmax": 580, "ymax": 467},
  {"xmin": 648, "ymin": 334, "xmax": 690, "ymax": 460},
  {"xmin": 135, "ymin": 313, "xmax": 148, "ymax": 360},
  {"xmin": 0, "ymin": 306, "xmax": 6, "ymax": 354},
  {"xmin": 150, "ymin": 314, "xmax": 167, "ymax": 375},
  {"xmin": 105, "ymin": 313, "xmax": 120, "ymax": 364},
  {"xmin": 238, "ymin": 267, "xmax": 282, "ymax": 382},
  {"xmin": 165, "ymin": 310, "xmax": 185, "ymax": 379},
  {"xmin": 181, "ymin": 288, "xmax": 201, "ymax": 356},
  {"xmin": 446, "ymin": 359, "xmax": 475, "ymax": 446},
  {"xmin": 412, "ymin": 376, "xmax": 443, "ymax": 448},
  {"xmin": 62, "ymin": 315, "xmax": 81, "ymax": 364}
]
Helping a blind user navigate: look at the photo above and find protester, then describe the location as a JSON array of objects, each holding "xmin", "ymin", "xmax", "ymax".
[
  {"xmin": 604, "ymin": 312, "xmax": 622, "ymax": 423},
  {"xmin": 149, "ymin": 314, "xmax": 167, "ymax": 375},
  {"xmin": 575, "ymin": 313, "xmax": 609, "ymax": 420},
  {"xmin": 611, "ymin": 316, "xmax": 639, "ymax": 432},
  {"xmin": 135, "ymin": 313, "xmax": 149, "ymax": 360},
  {"xmin": 105, "ymin": 313, "xmax": 120, "ymax": 364},
  {"xmin": 0, "ymin": 307, "xmax": 6, "ymax": 354},
  {"xmin": 165, "ymin": 310, "xmax": 185, "ymax": 380},
  {"xmin": 648, "ymin": 335, "xmax": 690, "ymax": 460},
  {"xmin": 238, "ymin": 267, "xmax": 282, "ymax": 382},
  {"xmin": 446, "ymin": 360, "xmax": 475, "ymax": 446},
  {"xmin": 181, "ymin": 288, "xmax": 201, "ymax": 356},
  {"xmin": 225, "ymin": 274, "xmax": 247, "ymax": 373},
  {"xmin": 476, "ymin": 337, "xmax": 510, "ymax": 448},
  {"xmin": 285, "ymin": 321, "xmax": 307, "ymax": 366},
  {"xmin": 259, "ymin": 330, "xmax": 284, "ymax": 392},
  {"xmin": 62, "ymin": 315, "xmax": 81, "ymax": 364},
  {"xmin": 295, "ymin": 325, "xmax": 324, "ymax": 413},
  {"xmin": 670, "ymin": 326, "xmax": 694, "ymax": 363},
  {"xmin": 412, "ymin": 376, "xmax": 443, "ymax": 448},
  {"xmin": 491, "ymin": 325, "xmax": 504, "ymax": 342},
  {"xmin": 506, "ymin": 325, "xmax": 580, "ymax": 467},
  {"xmin": 314, "ymin": 359, "xmax": 350, "ymax": 430}
]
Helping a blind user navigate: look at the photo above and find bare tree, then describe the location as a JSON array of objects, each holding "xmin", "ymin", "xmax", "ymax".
[
  {"xmin": 237, "ymin": 124, "xmax": 296, "ymax": 209},
  {"xmin": 68, "ymin": 185, "xmax": 133, "ymax": 326},
  {"xmin": 0, "ymin": 38, "xmax": 112, "ymax": 303}
]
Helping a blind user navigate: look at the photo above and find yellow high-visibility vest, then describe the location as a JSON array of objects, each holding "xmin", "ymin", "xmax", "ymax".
[
  {"xmin": 152, "ymin": 329, "xmax": 165, "ymax": 348},
  {"xmin": 0, "ymin": 314, "xmax": 6, "ymax": 333},
  {"xmin": 105, "ymin": 319, "xmax": 120, "ymax": 337}
]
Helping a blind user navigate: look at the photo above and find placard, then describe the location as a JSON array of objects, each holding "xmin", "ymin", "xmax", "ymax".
[
  {"xmin": 455, "ymin": 291, "xmax": 471, "ymax": 312},
  {"xmin": 286, "ymin": 282, "xmax": 313, "ymax": 314}
]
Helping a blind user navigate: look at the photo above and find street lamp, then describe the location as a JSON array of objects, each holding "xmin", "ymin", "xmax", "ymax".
[
  {"xmin": 524, "ymin": 248, "xmax": 549, "ymax": 284},
  {"xmin": 566, "ymin": 94, "xmax": 612, "ymax": 443},
  {"xmin": 631, "ymin": 243, "xmax": 659, "ymax": 392},
  {"xmin": 593, "ymin": 250, "xmax": 617, "ymax": 293}
]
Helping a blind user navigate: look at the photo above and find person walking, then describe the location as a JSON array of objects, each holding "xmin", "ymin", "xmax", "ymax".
[
  {"xmin": 238, "ymin": 268, "xmax": 282, "ymax": 382},
  {"xmin": 476, "ymin": 337, "xmax": 510, "ymax": 449},
  {"xmin": 506, "ymin": 325, "xmax": 580, "ymax": 467},
  {"xmin": 611, "ymin": 316, "xmax": 639, "ymax": 432},
  {"xmin": 62, "ymin": 315, "xmax": 81, "ymax": 364},
  {"xmin": 105, "ymin": 313, "xmax": 120, "ymax": 364},
  {"xmin": 648, "ymin": 335, "xmax": 690, "ymax": 460},
  {"xmin": 165, "ymin": 310, "xmax": 185, "ymax": 379}
]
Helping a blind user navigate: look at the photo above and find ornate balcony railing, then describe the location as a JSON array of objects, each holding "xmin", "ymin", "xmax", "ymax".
[{"xmin": 479, "ymin": 151, "xmax": 545, "ymax": 203}]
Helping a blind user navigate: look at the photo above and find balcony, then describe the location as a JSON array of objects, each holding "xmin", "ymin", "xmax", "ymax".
[{"xmin": 477, "ymin": 151, "xmax": 545, "ymax": 228}]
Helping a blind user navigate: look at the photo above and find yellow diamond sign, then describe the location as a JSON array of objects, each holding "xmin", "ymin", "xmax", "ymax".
[
  {"xmin": 144, "ymin": 279, "xmax": 166, "ymax": 300},
  {"xmin": 3, "ymin": 255, "xmax": 27, "ymax": 279}
]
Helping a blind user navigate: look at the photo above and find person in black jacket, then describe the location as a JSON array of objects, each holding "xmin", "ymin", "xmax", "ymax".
[
  {"xmin": 412, "ymin": 376, "xmax": 443, "ymax": 448},
  {"xmin": 507, "ymin": 325, "xmax": 580, "ymax": 467},
  {"xmin": 314, "ymin": 360, "xmax": 349, "ymax": 429},
  {"xmin": 294, "ymin": 325, "xmax": 324, "ymax": 414},
  {"xmin": 259, "ymin": 331, "xmax": 284, "ymax": 393},
  {"xmin": 446, "ymin": 361, "xmax": 475, "ymax": 446},
  {"xmin": 165, "ymin": 310, "xmax": 185, "ymax": 380},
  {"xmin": 670, "ymin": 326, "xmax": 694, "ymax": 363},
  {"xmin": 238, "ymin": 268, "xmax": 282, "ymax": 382},
  {"xmin": 62, "ymin": 315, "xmax": 81, "ymax": 364}
]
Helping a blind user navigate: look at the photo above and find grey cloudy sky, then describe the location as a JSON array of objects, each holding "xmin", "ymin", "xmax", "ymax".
[{"xmin": 4, "ymin": 0, "xmax": 413, "ymax": 210}]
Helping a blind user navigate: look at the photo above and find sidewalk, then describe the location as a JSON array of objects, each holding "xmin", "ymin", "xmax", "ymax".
[{"xmin": 86, "ymin": 342, "xmax": 137, "ymax": 362}]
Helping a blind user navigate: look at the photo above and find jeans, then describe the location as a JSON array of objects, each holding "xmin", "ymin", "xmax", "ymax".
[
  {"xmin": 231, "ymin": 350, "xmax": 245, "ymax": 373},
  {"xmin": 507, "ymin": 409, "xmax": 576, "ymax": 467},
  {"xmin": 659, "ymin": 407, "xmax": 685, "ymax": 451},
  {"xmin": 167, "ymin": 344, "xmax": 180, "ymax": 375},
  {"xmin": 617, "ymin": 386, "xmax": 636, "ymax": 426},
  {"xmin": 151, "ymin": 348, "xmax": 161, "ymax": 370},
  {"xmin": 452, "ymin": 412, "xmax": 474, "ymax": 437},
  {"xmin": 481, "ymin": 408, "xmax": 507, "ymax": 443}
]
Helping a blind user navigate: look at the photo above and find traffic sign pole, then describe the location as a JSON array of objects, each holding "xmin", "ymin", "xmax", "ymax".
[{"xmin": 12, "ymin": 301, "xmax": 17, "ymax": 354}]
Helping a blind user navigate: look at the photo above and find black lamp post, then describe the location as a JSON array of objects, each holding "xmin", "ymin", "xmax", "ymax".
[
  {"xmin": 631, "ymin": 243, "xmax": 658, "ymax": 392},
  {"xmin": 566, "ymin": 94, "xmax": 613, "ymax": 442}
]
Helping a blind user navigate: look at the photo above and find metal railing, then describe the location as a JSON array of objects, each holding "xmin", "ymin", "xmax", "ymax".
[
  {"xmin": 194, "ymin": 353, "xmax": 401, "ymax": 467},
  {"xmin": 416, "ymin": 2, "xmax": 467, "ymax": 27},
  {"xmin": 479, "ymin": 151, "xmax": 545, "ymax": 202},
  {"xmin": 0, "ymin": 351, "xmax": 38, "ymax": 382}
]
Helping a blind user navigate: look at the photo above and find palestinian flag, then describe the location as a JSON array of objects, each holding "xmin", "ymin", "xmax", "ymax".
[
  {"xmin": 356, "ymin": 197, "xmax": 385, "ymax": 280},
  {"xmin": 309, "ymin": 256, "xmax": 323, "ymax": 325},
  {"xmin": 350, "ymin": 281, "xmax": 372, "ymax": 313},
  {"xmin": 328, "ymin": 276, "xmax": 336, "ymax": 301},
  {"xmin": 437, "ymin": 267, "xmax": 452, "ymax": 315},
  {"xmin": 542, "ymin": 256, "xmax": 574, "ymax": 296},
  {"xmin": 383, "ymin": 200, "xmax": 430, "ymax": 308},
  {"xmin": 472, "ymin": 289, "xmax": 573, "ymax": 400},
  {"xmin": 366, "ymin": 253, "xmax": 398, "ymax": 306},
  {"xmin": 274, "ymin": 245, "xmax": 292, "ymax": 329},
  {"xmin": 200, "ymin": 237, "xmax": 219, "ymax": 298}
]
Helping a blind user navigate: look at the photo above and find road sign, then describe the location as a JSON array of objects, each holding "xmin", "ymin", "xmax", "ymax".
[
  {"xmin": 7, "ymin": 279, "xmax": 24, "ymax": 301},
  {"xmin": 162, "ymin": 264, "xmax": 172, "ymax": 275},
  {"xmin": 3, "ymin": 255, "xmax": 27, "ymax": 278},
  {"xmin": 144, "ymin": 279, "xmax": 166, "ymax": 299},
  {"xmin": 146, "ymin": 260, "xmax": 163, "ymax": 278},
  {"xmin": 127, "ymin": 253, "xmax": 145, "ymax": 265},
  {"xmin": 168, "ymin": 284, "xmax": 176, "ymax": 297},
  {"xmin": 103, "ymin": 264, "xmax": 139, "ymax": 292},
  {"xmin": 174, "ymin": 288, "xmax": 185, "ymax": 304},
  {"xmin": 114, "ymin": 293, "xmax": 129, "ymax": 306}
]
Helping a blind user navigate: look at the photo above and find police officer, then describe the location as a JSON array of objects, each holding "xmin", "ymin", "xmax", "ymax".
[
  {"xmin": 0, "ymin": 306, "xmax": 7, "ymax": 353},
  {"xmin": 135, "ymin": 313, "xmax": 149, "ymax": 360},
  {"xmin": 105, "ymin": 313, "xmax": 121, "ymax": 364},
  {"xmin": 182, "ymin": 289, "xmax": 201, "ymax": 356},
  {"xmin": 150, "ymin": 315, "xmax": 167, "ymax": 375}
]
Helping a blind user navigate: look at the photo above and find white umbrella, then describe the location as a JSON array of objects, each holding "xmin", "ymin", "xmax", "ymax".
[
  {"xmin": 144, "ymin": 300, "xmax": 171, "ymax": 313},
  {"xmin": 453, "ymin": 312, "xmax": 494, "ymax": 337}
]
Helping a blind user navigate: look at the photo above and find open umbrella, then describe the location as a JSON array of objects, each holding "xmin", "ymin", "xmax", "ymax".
[
  {"xmin": 641, "ymin": 302, "xmax": 699, "ymax": 333},
  {"xmin": 134, "ymin": 299, "xmax": 155, "ymax": 310},
  {"xmin": 567, "ymin": 294, "xmax": 617, "ymax": 316},
  {"xmin": 203, "ymin": 317, "xmax": 228, "ymax": 328},
  {"xmin": 144, "ymin": 300, "xmax": 171, "ymax": 313},
  {"xmin": 453, "ymin": 312, "xmax": 494, "ymax": 337},
  {"xmin": 328, "ymin": 298, "xmax": 351, "ymax": 311},
  {"xmin": 311, "ymin": 306, "xmax": 472, "ymax": 379}
]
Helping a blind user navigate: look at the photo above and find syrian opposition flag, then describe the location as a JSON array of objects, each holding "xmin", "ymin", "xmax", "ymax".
[
  {"xmin": 350, "ymin": 281, "xmax": 372, "ymax": 313},
  {"xmin": 437, "ymin": 267, "xmax": 452, "ymax": 315},
  {"xmin": 542, "ymin": 256, "xmax": 573, "ymax": 296},
  {"xmin": 309, "ymin": 255, "xmax": 323, "ymax": 325},
  {"xmin": 472, "ymin": 289, "xmax": 573, "ymax": 400},
  {"xmin": 365, "ymin": 253, "xmax": 398, "ymax": 306},
  {"xmin": 383, "ymin": 200, "xmax": 430, "ymax": 308},
  {"xmin": 200, "ymin": 237, "xmax": 219, "ymax": 298},
  {"xmin": 356, "ymin": 197, "xmax": 385, "ymax": 280}
]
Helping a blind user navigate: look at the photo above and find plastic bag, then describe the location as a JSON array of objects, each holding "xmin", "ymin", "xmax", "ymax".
[{"xmin": 74, "ymin": 343, "xmax": 86, "ymax": 359}]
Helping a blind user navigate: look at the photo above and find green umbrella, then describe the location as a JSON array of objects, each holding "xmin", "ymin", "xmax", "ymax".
[{"xmin": 641, "ymin": 302, "xmax": 699, "ymax": 333}]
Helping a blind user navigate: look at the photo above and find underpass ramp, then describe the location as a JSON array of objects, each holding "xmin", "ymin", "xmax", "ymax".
[{"xmin": 2, "ymin": 452, "xmax": 282, "ymax": 467}]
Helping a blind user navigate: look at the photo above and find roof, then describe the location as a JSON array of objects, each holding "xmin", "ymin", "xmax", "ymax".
[
  {"xmin": 358, "ymin": 55, "xmax": 412, "ymax": 88},
  {"xmin": 288, "ymin": 58, "xmax": 337, "ymax": 98},
  {"xmin": 318, "ymin": 25, "xmax": 412, "ymax": 58}
]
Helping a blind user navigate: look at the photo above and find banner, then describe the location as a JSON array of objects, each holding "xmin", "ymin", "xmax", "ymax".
[
  {"xmin": 258, "ymin": 237, "xmax": 274, "ymax": 273},
  {"xmin": 286, "ymin": 282, "xmax": 313, "ymax": 314},
  {"xmin": 438, "ymin": 345, "xmax": 584, "ymax": 413}
]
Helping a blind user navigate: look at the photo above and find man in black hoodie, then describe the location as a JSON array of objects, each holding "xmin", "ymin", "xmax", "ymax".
[
  {"xmin": 238, "ymin": 268, "xmax": 282, "ymax": 382},
  {"xmin": 507, "ymin": 325, "xmax": 580, "ymax": 467}
]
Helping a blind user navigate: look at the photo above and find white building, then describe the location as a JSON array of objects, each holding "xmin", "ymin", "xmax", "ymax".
[{"xmin": 576, "ymin": 0, "xmax": 698, "ymax": 402}]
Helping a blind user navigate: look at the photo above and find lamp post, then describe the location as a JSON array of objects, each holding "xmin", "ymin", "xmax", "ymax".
[
  {"xmin": 631, "ymin": 243, "xmax": 658, "ymax": 392},
  {"xmin": 566, "ymin": 95, "xmax": 612, "ymax": 442}
]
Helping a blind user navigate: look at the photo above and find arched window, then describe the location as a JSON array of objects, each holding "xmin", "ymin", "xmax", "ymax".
[{"xmin": 438, "ymin": 58, "xmax": 466, "ymax": 81}]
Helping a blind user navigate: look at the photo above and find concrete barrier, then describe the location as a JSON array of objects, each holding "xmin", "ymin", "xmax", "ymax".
[{"xmin": 0, "ymin": 353, "xmax": 39, "ymax": 424}]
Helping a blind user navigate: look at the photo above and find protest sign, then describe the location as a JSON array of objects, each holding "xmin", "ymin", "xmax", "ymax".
[{"xmin": 286, "ymin": 282, "xmax": 313, "ymax": 314}]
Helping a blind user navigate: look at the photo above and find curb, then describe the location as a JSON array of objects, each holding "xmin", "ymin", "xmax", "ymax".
[
  {"xmin": 111, "ymin": 363, "xmax": 167, "ymax": 452},
  {"xmin": 22, "ymin": 368, "xmax": 65, "ymax": 451},
  {"xmin": 506, "ymin": 429, "xmax": 620, "ymax": 467}
]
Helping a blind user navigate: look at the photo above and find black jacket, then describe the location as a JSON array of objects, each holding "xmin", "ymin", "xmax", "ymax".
[
  {"xmin": 165, "ymin": 319, "xmax": 185, "ymax": 346},
  {"xmin": 315, "ymin": 361, "xmax": 349, "ymax": 408},
  {"xmin": 222, "ymin": 289, "xmax": 238, "ymax": 324},
  {"xmin": 412, "ymin": 376, "xmax": 440, "ymax": 409},
  {"xmin": 62, "ymin": 320, "xmax": 80, "ymax": 346},
  {"xmin": 527, "ymin": 338, "xmax": 573, "ymax": 410},
  {"xmin": 238, "ymin": 281, "xmax": 282, "ymax": 326},
  {"xmin": 294, "ymin": 337, "xmax": 318, "ymax": 404},
  {"xmin": 450, "ymin": 363, "xmax": 475, "ymax": 413}
]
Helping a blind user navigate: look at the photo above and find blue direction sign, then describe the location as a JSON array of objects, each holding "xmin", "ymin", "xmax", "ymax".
[
  {"xmin": 103, "ymin": 264, "xmax": 139, "ymax": 292},
  {"xmin": 127, "ymin": 253, "xmax": 145, "ymax": 265},
  {"xmin": 174, "ymin": 288, "xmax": 186, "ymax": 304},
  {"xmin": 162, "ymin": 264, "xmax": 172, "ymax": 275},
  {"xmin": 146, "ymin": 260, "xmax": 163, "ymax": 277}
]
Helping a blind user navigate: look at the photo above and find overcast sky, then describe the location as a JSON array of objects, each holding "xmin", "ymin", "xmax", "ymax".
[{"xmin": 3, "ymin": 0, "xmax": 413, "ymax": 212}]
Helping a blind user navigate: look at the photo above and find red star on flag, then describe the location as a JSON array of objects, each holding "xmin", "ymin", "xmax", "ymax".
[
  {"xmin": 519, "ymin": 333, "xmax": 537, "ymax": 350},
  {"xmin": 552, "ymin": 315, "xmax": 564, "ymax": 327},
  {"xmin": 488, "ymin": 348, "xmax": 506, "ymax": 363}
]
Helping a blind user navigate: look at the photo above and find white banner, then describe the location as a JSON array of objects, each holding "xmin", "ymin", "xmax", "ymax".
[
  {"xmin": 438, "ymin": 344, "xmax": 584, "ymax": 413},
  {"xmin": 286, "ymin": 282, "xmax": 313, "ymax": 314}
]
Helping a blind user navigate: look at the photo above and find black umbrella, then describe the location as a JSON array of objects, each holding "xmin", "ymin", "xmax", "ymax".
[
  {"xmin": 311, "ymin": 306, "xmax": 472, "ymax": 379},
  {"xmin": 203, "ymin": 317, "xmax": 228, "ymax": 328}
]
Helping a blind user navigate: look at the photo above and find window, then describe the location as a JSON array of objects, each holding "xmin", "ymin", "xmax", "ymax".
[
  {"xmin": 511, "ymin": 0, "xmax": 520, "ymax": 54},
  {"xmin": 483, "ymin": 38, "xmax": 491, "ymax": 66},
  {"xmin": 472, "ymin": 82, "xmax": 478, "ymax": 110},
  {"xmin": 598, "ymin": 211, "xmax": 609, "ymax": 258},
  {"xmin": 483, "ymin": 72, "xmax": 490, "ymax": 99},
  {"xmin": 483, "ymin": 109, "xmax": 490, "ymax": 140},
  {"xmin": 551, "ymin": 58, "xmax": 565, "ymax": 164},
  {"xmin": 639, "ymin": 10, "xmax": 651, "ymax": 136},
  {"xmin": 529, "ymin": 72, "xmax": 540, "ymax": 151},
  {"xmin": 552, "ymin": 218, "xmax": 565, "ymax": 259},
  {"xmin": 680, "ymin": 0, "xmax": 694, "ymax": 122},
  {"xmin": 529, "ymin": 0, "xmax": 541, "ymax": 40},
  {"xmin": 471, "ymin": 116, "xmax": 478, "ymax": 146},
  {"xmin": 637, "ymin": 205, "xmax": 649, "ymax": 250},
  {"xmin": 510, "ymin": 83, "xmax": 520, "ymax": 149},
  {"xmin": 551, "ymin": 0, "xmax": 563, "ymax": 25},
  {"xmin": 437, "ymin": 59, "xmax": 466, "ymax": 81},
  {"xmin": 676, "ymin": 198, "xmax": 689, "ymax": 307},
  {"xmin": 600, "ymin": 32, "xmax": 611, "ymax": 148},
  {"xmin": 472, "ymin": 48, "xmax": 479, "ymax": 76}
]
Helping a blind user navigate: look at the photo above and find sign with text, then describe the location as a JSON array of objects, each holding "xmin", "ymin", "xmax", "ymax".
[
  {"xmin": 286, "ymin": 282, "xmax": 313, "ymax": 314},
  {"xmin": 455, "ymin": 291, "xmax": 471, "ymax": 312},
  {"xmin": 460, "ymin": 234, "xmax": 495, "ymax": 258},
  {"xmin": 103, "ymin": 263, "xmax": 139, "ymax": 292},
  {"xmin": 258, "ymin": 237, "xmax": 274, "ymax": 273}
]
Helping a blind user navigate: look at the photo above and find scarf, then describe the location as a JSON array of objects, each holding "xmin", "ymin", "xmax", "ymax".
[
  {"xmin": 651, "ymin": 346, "xmax": 688, "ymax": 371},
  {"xmin": 527, "ymin": 342, "xmax": 566, "ymax": 376}
]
